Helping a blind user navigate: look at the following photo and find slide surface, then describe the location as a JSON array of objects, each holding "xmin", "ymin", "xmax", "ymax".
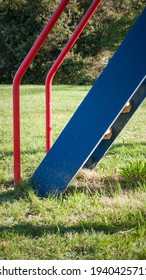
[
  {"xmin": 31, "ymin": 9, "xmax": 146, "ymax": 197},
  {"xmin": 85, "ymin": 82, "xmax": 146, "ymax": 168}
]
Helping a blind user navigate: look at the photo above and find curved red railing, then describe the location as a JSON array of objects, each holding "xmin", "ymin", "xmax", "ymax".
[
  {"xmin": 45, "ymin": 0, "xmax": 102, "ymax": 152},
  {"xmin": 13, "ymin": 0, "xmax": 70, "ymax": 184}
]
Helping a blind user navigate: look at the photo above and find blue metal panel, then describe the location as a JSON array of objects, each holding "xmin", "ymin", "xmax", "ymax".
[
  {"xmin": 85, "ymin": 83, "xmax": 146, "ymax": 168},
  {"xmin": 30, "ymin": 8, "xmax": 146, "ymax": 197}
]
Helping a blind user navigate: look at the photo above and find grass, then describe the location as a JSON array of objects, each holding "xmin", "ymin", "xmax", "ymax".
[{"xmin": 0, "ymin": 84, "xmax": 146, "ymax": 260}]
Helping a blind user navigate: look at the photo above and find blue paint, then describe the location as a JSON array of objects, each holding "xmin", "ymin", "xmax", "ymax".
[
  {"xmin": 30, "ymin": 9, "xmax": 146, "ymax": 197},
  {"xmin": 85, "ymin": 83, "xmax": 146, "ymax": 168}
]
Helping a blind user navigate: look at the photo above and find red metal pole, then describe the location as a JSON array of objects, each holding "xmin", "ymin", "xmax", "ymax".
[
  {"xmin": 13, "ymin": 0, "xmax": 70, "ymax": 184},
  {"xmin": 46, "ymin": 0, "xmax": 102, "ymax": 153}
]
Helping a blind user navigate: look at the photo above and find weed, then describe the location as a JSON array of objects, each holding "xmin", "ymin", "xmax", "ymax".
[{"xmin": 119, "ymin": 160, "xmax": 146, "ymax": 183}]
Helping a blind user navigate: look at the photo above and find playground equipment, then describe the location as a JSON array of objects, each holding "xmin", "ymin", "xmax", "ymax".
[
  {"xmin": 30, "ymin": 8, "xmax": 146, "ymax": 196},
  {"xmin": 13, "ymin": 1, "xmax": 146, "ymax": 197},
  {"xmin": 13, "ymin": 0, "xmax": 102, "ymax": 184},
  {"xmin": 13, "ymin": 0, "xmax": 70, "ymax": 184},
  {"xmin": 45, "ymin": 0, "xmax": 103, "ymax": 152}
]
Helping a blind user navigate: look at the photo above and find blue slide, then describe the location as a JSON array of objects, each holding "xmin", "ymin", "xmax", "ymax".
[{"xmin": 30, "ymin": 9, "xmax": 146, "ymax": 197}]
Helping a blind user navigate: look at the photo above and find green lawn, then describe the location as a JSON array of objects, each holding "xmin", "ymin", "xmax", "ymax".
[{"xmin": 0, "ymin": 84, "xmax": 146, "ymax": 260}]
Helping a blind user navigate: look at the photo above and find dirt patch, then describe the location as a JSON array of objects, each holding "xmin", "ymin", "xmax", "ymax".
[{"xmin": 65, "ymin": 168, "xmax": 127, "ymax": 196}]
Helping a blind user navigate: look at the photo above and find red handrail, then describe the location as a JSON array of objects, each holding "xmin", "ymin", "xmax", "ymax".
[
  {"xmin": 46, "ymin": 0, "xmax": 102, "ymax": 152},
  {"xmin": 13, "ymin": 0, "xmax": 70, "ymax": 184}
]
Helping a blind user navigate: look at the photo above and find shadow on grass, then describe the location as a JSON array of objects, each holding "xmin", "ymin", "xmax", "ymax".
[
  {"xmin": 108, "ymin": 141, "xmax": 146, "ymax": 154},
  {"xmin": 0, "ymin": 220, "xmax": 136, "ymax": 238},
  {"xmin": 0, "ymin": 175, "xmax": 141, "ymax": 206},
  {"xmin": 0, "ymin": 148, "xmax": 45, "ymax": 158},
  {"xmin": 1, "ymin": 142, "xmax": 145, "ymax": 159},
  {"xmin": 0, "ymin": 173, "xmax": 145, "ymax": 205},
  {"xmin": 66, "ymin": 175, "xmax": 142, "ymax": 197},
  {"xmin": 0, "ymin": 141, "xmax": 145, "ymax": 202},
  {"xmin": 0, "ymin": 182, "xmax": 31, "ymax": 204}
]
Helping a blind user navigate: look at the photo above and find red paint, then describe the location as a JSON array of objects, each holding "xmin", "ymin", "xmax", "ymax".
[
  {"xmin": 13, "ymin": 0, "xmax": 70, "ymax": 184},
  {"xmin": 46, "ymin": 0, "xmax": 102, "ymax": 153}
]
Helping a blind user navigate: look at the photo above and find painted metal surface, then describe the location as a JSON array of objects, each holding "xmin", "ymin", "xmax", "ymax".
[
  {"xmin": 46, "ymin": 0, "xmax": 103, "ymax": 152},
  {"xmin": 13, "ymin": 0, "xmax": 70, "ymax": 184},
  {"xmin": 85, "ymin": 82, "xmax": 146, "ymax": 168},
  {"xmin": 31, "ymin": 9, "xmax": 146, "ymax": 197}
]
